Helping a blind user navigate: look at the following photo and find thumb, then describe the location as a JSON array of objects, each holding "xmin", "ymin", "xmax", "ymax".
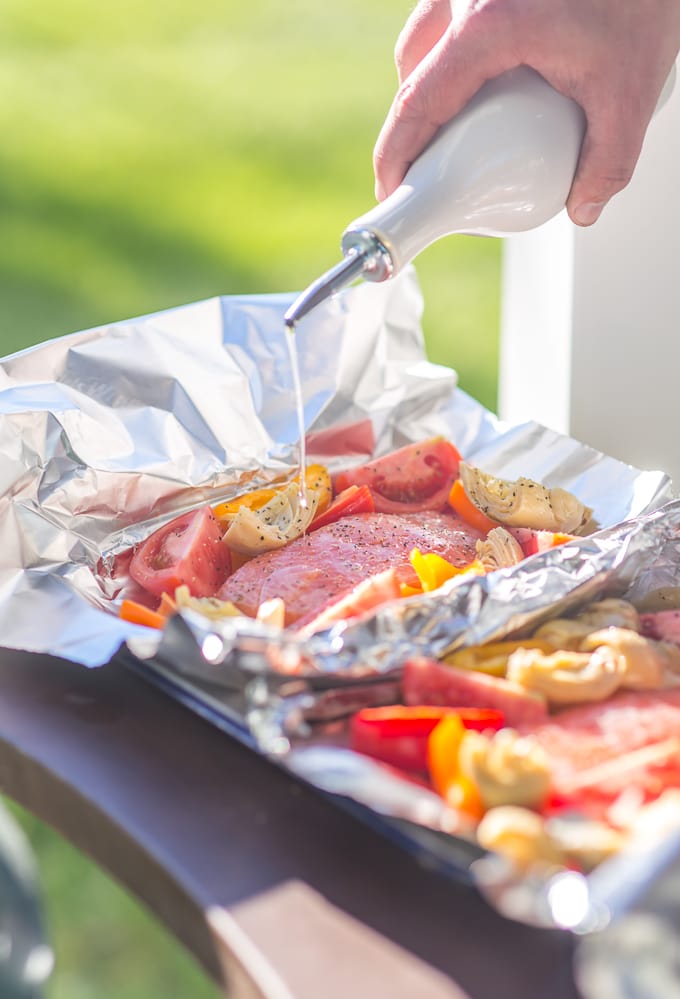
[{"xmin": 566, "ymin": 104, "xmax": 647, "ymax": 226}]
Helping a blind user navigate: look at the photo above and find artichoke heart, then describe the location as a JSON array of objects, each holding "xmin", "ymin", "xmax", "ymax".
[
  {"xmin": 459, "ymin": 462, "xmax": 594, "ymax": 535},
  {"xmin": 223, "ymin": 481, "xmax": 319, "ymax": 555},
  {"xmin": 174, "ymin": 584, "xmax": 242, "ymax": 621},
  {"xmin": 460, "ymin": 728, "xmax": 551, "ymax": 810},
  {"xmin": 579, "ymin": 627, "xmax": 667, "ymax": 689},
  {"xmin": 572, "ymin": 598, "xmax": 641, "ymax": 633},
  {"xmin": 476, "ymin": 527, "xmax": 525, "ymax": 571},
  {"xmin": 506, "ymin": 647, "xmax": 622, "ymax": 705}
]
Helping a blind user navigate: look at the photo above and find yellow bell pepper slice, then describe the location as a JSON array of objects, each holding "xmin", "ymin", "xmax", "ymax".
[
  {"xmin": 427, "ymin": 713, "xmax": 466, "ymax": 795},
  {"xmin": 444, "ymin": 638, "xmax": 556, "ymax": 677},
  {"xmin": 405, "ymin": 548, "xmax": 486, "ymax": 596},
  {"xmin": 427, "ymin": 715, "xmax": 484, "ymax": 819},
  {"xmin": 304, "ymin": 465, "xmax": 333, "ymax": 514},
  {"xmin": 214, "ymin": 464, "xmax": 332, "ymax": 523}
]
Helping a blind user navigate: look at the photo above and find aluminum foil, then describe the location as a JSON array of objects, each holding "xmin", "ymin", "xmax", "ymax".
[
  {"xmin": 0, "ymin": 268, "xmax": 671, "ymax": 667},
  {"xmin": 2, "ymin": 267, "xmax": 679, "ymax": 933}
]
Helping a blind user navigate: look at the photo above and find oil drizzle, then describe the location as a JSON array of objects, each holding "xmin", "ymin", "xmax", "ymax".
[{"xmin": 285, "ymin": 322, "xmax": 307, "ymax": 508}]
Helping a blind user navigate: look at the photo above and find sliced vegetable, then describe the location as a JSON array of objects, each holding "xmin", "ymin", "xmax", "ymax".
[
  {"xmin": 640, "ymin": 608, "xmax": 680, "ymax": 645},
  {"xmin": 214, "ymin": 464, "xmax": 332, "ymax": 523},
  {"xmin": 223, "ymin": 481, "xmax": 319, "ymax": 555},
  {"xmin": 129, "ymin": 505, "xmax": 231, "ymax": 599},
  {"xmin": 408, "ymin": 547, "xmax": 484, "ymax": 594},
  {"xmin": 427, "ymin": 715, "xmax": 484, "ymax": 818},
  {"xmin": 508, "ymin": 527, "xmax": 578, "ymax": 558},
  {"xmin": 444, "ymin": 639, "xmax": 556, "ymax": 678},
  {"xmin": 256, "ymin": 597, "xmax": 286, "ymax": 629},
  {"xmin": 304, "ymin": 465, "xmax": 333, "ymax": 515},
  {"xmin": 459, "ymin": 728, "xmax": 551, "ymax": 810},
  {"xmin": 350, "ymin": 704, "xmax": 505, "ymax": 772},
  {"xmin": 214, "ymin": 485, "xmax": 279, "ymax": 520},
  {"xmin": 174, "ymin": 584, "xmax": 243, "ymax": 621},
  {"xmin": 333, "ymin": 438, "xmax": 461, "ymax": 514},
  {"xmin": 119, "ymin": 599, "xmax": 167, "ymax": 630},
  {"xmin": 307, "ymin": 484, "xmax": 374, "ymax": 532},
  {"xmin": 448, "ymin": 478, "xmax": 500, "ymax": 534},
  {"xmin": 476, "ymin": 527, "xmax": 525, "ymax": 571},
  {"xmin": 458, "ymin": 462, "xmax": 594, "ymax": 534}
]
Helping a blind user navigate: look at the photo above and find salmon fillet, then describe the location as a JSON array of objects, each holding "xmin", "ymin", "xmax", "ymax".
[
  {"xmin": 518, "ymin": 688, "xmax": 680, "ymax": 783},
  {"xmin": 217, "ymin": 511, "xmax": 483, "ymax": 625}
]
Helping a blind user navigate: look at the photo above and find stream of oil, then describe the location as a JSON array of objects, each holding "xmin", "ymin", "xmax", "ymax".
[{"xmin": 285, "ymin": 323, "xmax": 307, "ymax": 507}]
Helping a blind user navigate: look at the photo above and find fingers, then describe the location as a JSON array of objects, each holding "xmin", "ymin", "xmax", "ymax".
[
  {"xmin": 566, "ymin": 95, "xmax": 651, "ymax": 226},
  {"xmin": 394, "ymin": 0, "xmax": 453, "ymax": 84},
  {"xmin": 376, "ymin": 0, "xmax": 680, "ymax": 219},
  {"xmin": 374, "ymin": 14, "xmax": 512, "ymax": 200}
]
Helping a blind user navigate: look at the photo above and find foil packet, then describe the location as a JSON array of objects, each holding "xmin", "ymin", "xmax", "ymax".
[{"xmin": 2, "ymin": 268, "xmax": 679, "ymax": 933}]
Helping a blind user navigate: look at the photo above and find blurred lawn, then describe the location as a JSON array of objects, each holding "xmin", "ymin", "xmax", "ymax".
[{"xmin": 0, "ymin": 0, "xmax": 500, "ymax": 996}]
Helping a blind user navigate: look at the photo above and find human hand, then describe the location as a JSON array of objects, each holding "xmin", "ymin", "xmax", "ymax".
[{"xmin": 374, "ymin": 0, "xmax": 680, "ymax": 226}]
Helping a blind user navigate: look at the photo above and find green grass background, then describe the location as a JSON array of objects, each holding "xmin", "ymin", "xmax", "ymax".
[{"xmin": 1, "ymin": 1, "xmax": 500, "ymax": 995}]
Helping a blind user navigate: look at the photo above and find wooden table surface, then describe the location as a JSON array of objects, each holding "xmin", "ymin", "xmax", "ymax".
[{"xmin": 0, "ymin": 647, "xmax": 582, "ymax": 999}]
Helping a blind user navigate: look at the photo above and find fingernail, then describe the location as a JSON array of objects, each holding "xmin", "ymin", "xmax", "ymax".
[
  {"xmin": 375, "ymin": 180, "xmax": 386, "ymax": 202},
  {"xmin": 573, "ymin": 201, "xmax": 605, "ymax": 226}
]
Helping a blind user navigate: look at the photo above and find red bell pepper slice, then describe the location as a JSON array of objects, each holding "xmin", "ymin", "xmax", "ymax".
[{"xmin": 349, "ymin": 704, "xmax": 504, "ymax": 772}]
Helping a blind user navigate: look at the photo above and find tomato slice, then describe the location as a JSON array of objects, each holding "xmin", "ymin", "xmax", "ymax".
[
  {"xmin": 307, "ymin": 484, "xmax": 374, "ymax": 532},
  {"xmin": 333, "ymin": 438, "xmax": 462, "ymax": 513},
  {"xmin": 129, "ymin": 505, "xmax": 231, "ymax": 599},
  {"xmin": 349, "ymin": 704, "xmax": 504, "ymax": 772}
]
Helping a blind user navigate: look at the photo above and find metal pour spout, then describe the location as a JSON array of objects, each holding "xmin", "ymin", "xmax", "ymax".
[{"xmin": 284, "ymin": 230, "xmax": 393, "ymax": 329}]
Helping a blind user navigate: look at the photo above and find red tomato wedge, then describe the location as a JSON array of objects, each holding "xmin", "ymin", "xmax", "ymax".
[
  {"xmin": 308, "ymin": 484, "xmax": 374, "ymax": 532},
  {"xmin": 129, "ymin": 505, "xmax": 231, "ymax": 599},
  {"xmin": 349, "ymin": 704, "xmax": 505, "ymax": 772},
  {"xmin": 333, "ymin": 438, "xmax": 462, "ymax": 514},
  {"xmin": 508, "ymin": 528, "xmax": 577, "ymax": 558},
  {"xmin": 640, "ymin": 609, "xmax": 680, "ymax": 645}
]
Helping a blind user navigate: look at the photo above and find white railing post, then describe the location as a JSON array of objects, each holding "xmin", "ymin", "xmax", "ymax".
[{"xmin": 498, "ymin": 67, "xmax": 680, "ymax": 487}]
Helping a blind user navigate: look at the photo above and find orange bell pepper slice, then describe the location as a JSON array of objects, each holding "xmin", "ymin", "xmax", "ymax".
[{"xmin": 447, "ymin": 478, "xmax": 500, "ymax": 535}]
